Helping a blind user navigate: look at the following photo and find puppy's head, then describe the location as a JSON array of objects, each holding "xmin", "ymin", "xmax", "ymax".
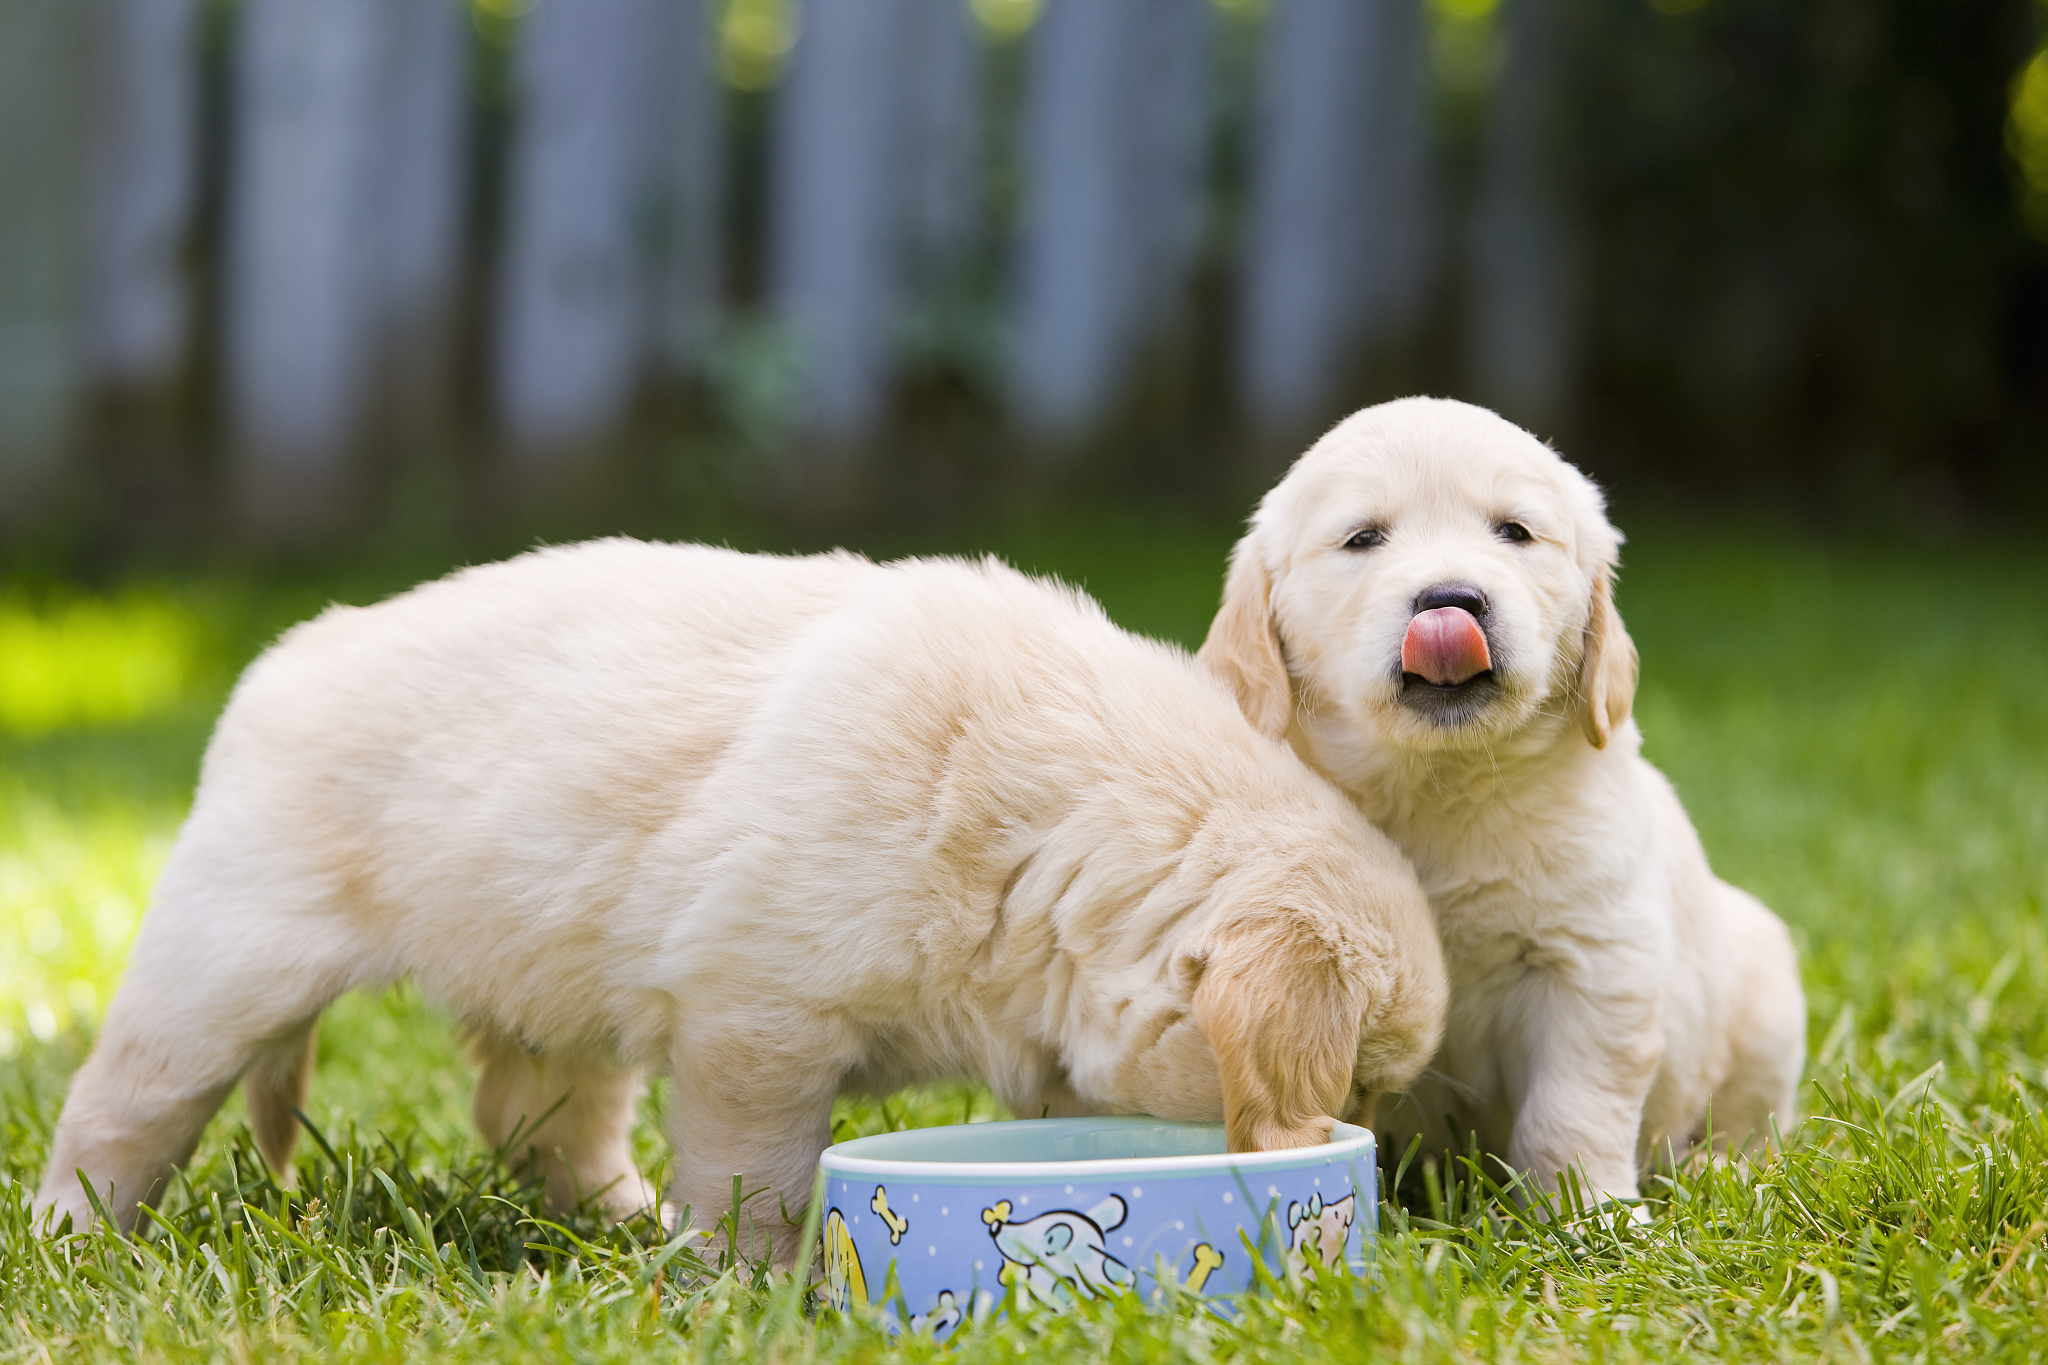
[
  {"xmin": 1200, "ymin": 396, "xmax": 1636, "ymax": 754},
  {"xmin": 1183, "ymin": 849, "xmax": 1446, "ymax": 1153}
]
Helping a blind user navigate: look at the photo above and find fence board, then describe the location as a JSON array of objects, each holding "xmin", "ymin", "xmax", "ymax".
[
  {"xmin": 647, "ymin": 0, "xmax": 724, "ymax": 380},
  {"xmin": 1370, "ymin": 0, "xmax": 1432, "ymax": 344},
  {"xmin": 1012, "ymin": 0, "xmax": 1211, "ymax": 440},
  {"xmin": 374, "ymin": 0, "xmax": 469, "ymax": 425},
  {"xmin": 1129, "ymin": 0, "xmax": 1212, "ymax": 341},
  {"xmin": 226, "ymin": 0, "xmax": 388, "ymax": 524},
  {"xmin": 1240, "ymin": 0, "xmax": 1429, "ymax": 429},
  {"xmin": 771, "ymin": 0, "xmax": 914, "ymax": 440},
  {"xmin": 495, "ymin": 0, "xmax": 663, "ymax": 458},
  {"xmin": 84, "ymin": 0, "xmax": 201, "ymax": 393},
  {"xmin": 0, "ymin": 0, "xmax": 88, "ymax": 504},
  {"xmin": 1470, "ymin": 0, "xmax": 1572, "ymax": 428},
  {"xmin": 898, "ymin": 0, "xmax": 982, "ymax": 285}
]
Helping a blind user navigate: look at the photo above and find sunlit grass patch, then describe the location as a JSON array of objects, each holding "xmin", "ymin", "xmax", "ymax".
[
  {"xmin": 0, "ymin": 785, "xmax": 174, "ymax": 1058},
  {"xmin": 0, "ymin": 590, "xmax": 227, "ymax": 1052},
  {"xmin": 0, "ymin": 591, "xmax": 208, "ymax": 735}
]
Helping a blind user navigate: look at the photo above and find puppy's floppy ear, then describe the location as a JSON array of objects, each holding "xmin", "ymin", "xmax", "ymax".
[
  {"xmin": 1190, "ymin": 913, "xmax": 1364, "ymax": 1153},
  {"xmin": 1197, "ymin": 540, "xmax": 1292, "ymax": 741},
  {"xmin": 1578, "ymin": 565, "xmax": 1639, "ymax": 749}
]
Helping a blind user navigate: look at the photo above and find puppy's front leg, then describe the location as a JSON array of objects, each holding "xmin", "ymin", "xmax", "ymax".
[
  {"xmin": 1500, "ymin": 966, "xmax": 1662, "ymax": 1209},
  {"xmin": 667, "ymin": 1020, "xmax": 845, "ymax": 1269},
  {"xmin": 471, "ymin": 1035, "xmax": 659, "ymax": 1222}
]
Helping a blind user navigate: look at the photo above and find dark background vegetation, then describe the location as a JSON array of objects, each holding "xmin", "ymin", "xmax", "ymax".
[{"xmin": 1562, "ymin": 0, "xmax": 2048, "ymax": 524}]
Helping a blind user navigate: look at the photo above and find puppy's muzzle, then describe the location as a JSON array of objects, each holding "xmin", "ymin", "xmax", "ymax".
[
  {"xmin": 1401, "ymin": 584, "xmax": 1492, "ymax": 688},
  {"xmin": 1395, "ymin": 584, "xmax": 1502, "ymax": 724}
]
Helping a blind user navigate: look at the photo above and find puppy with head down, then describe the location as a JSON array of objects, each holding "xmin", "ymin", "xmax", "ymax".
[
  {"xmin": 1200, "ymin": 397, "xmax": 1804, "ymax": 1209},
  {"xmin": 37, "ymin": 543, "xmax": 1445, "ymax": 1260}
]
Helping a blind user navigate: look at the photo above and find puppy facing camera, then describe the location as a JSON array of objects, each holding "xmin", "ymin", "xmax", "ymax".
[
  {"xmin": 1200, "ymin": 396, "xmax": 1806, "ymax": 1208},
  {"xmin": 35, "ymin": 544, "xmax": 1446, "ymax": 1261}
]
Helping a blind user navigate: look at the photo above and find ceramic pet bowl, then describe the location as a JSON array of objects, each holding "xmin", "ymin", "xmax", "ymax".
[{"xmin": 814, "ymin": 1116, "xmax": 1376, "ymax": 1335}]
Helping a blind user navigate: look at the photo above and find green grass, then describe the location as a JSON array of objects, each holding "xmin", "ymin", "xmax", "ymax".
[{"xmin": 4, "ymin": 513, "xmax": 2047, "ymax": 1361}]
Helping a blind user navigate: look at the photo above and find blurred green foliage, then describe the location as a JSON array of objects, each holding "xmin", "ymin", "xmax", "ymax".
[{"xmin": 0, "ymin": 592, "xmax": 204, "ymax": 735}]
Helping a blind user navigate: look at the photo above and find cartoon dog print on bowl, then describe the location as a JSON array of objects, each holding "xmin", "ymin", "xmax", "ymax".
[
  {"xmin": 981, "ymin": 1194, "xmax": 1136, "ymax": 1309},
  {"xmin": 822, "ymin": 1207, "xmax": 868, "ymax": 1311},
  {"xmin": 1284, "ymin": 1192, "xmax": 1356, "ymax": 1276},
  {"xmin": 823, "ymin": 1189, "xmax": 959, "ymax": 1330}
]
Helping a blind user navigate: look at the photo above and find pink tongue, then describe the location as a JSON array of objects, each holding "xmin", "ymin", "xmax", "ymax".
[{"xmin": 1402, "ymin": 607, "xmax": 1491, "ymax": 686}]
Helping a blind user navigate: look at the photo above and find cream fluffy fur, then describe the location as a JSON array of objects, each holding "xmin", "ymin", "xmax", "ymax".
[
  {"xmin": 1199, "ymin": 397, "xmax": 1805, "ymax": 1207},
  {"xmin": 37, "ymin": 542, "xmax": 1446, "ymax": 1259}
]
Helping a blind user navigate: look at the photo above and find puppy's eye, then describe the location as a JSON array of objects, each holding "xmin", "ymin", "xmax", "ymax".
[
  {"xmin": 1495, "ymin": 521, "xmax": 1533, "ymax": 544},
  {"xmin": 1343, "ymin": 527, "xmax": 1386, "ymax": 551}
]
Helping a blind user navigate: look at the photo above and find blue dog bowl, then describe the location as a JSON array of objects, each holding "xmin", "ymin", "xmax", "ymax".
[{"xmin": 815, "ymin": 1116, "xmax": 1376, "ymax": 1335}]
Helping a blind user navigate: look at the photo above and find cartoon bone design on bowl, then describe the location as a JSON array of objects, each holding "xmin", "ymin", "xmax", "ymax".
[
  {"xmin": 869, "ymin": 1185, "xmax": 909, "ymax": 1244},
  {"xmin": 981, "ymin": 1196, "xmax": 1137, "ymax": 1309},
  {"xmin": 909, "ymin": 1290, "xmax": 961, "ymax": 1335},
  {"xmin": 1284, "ymin": 1192, "xmax": 1357, "ymax": 1276}
]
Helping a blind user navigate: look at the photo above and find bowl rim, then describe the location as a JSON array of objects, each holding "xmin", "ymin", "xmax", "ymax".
[{"xmin": 818, "ymin": 1115, "xmax": 1375, "ymax": 1181}]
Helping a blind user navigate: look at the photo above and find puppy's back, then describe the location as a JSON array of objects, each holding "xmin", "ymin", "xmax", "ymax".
[
  {"xmin": 186, "ymin": 542, "xmax": 882, "ymax": 929},
  {"xmin": 225, "ymin": 539, "xmax": 873, "ymax": 765}
]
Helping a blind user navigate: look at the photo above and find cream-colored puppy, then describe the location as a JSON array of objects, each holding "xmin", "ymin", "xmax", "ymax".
[
  {"xmin": 1198, "ymin": 397, "xmax": 1804, "ymax": 1209},
  {"xmin": 37, "ymin": 541, "xmax": 1446, "ymax": 1259}
]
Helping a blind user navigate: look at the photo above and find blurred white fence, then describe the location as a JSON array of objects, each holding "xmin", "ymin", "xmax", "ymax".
[{"xmin": 0, "ymin": 0, "xmax": 1569, "ymax": 526}]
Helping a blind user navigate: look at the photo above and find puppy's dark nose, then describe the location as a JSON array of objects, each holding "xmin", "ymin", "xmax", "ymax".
[{"xmin": 1413, "ymin": 583, "xmax": 1489, "ymax": 619}]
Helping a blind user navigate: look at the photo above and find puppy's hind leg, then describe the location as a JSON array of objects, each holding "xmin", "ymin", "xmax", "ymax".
[
  {"xmin": 35, "ymin": 834, "xmax": 368, "ymax": 1234},
  {"xmin": 1707, "ymin": 887, "xmax": 1807, "ymax": 1157},
  {"xmin": 245, "ymin": 1020, "xmax": 319, "ymax": 1179},
  {"xmin": 471, "ymin": 1033, "xmax": 658, "ymax": 1223}
]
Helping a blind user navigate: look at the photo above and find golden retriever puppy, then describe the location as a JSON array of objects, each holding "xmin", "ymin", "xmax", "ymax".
[
  {"xmin": 1198, "ymin": 397, "xmax": 1804, "ymax": 1210},
  {"xmin": 37, "ymin": 542, "xmax": 1445, "ymax": 1259}
]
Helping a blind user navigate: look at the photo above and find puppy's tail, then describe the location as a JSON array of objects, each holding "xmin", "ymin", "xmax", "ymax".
[{"xmin": 245, "ymin": 1022, "xmax": 318, "ymax": 1182}]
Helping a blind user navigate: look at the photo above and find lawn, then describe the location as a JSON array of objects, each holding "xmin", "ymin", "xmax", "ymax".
[{"xmin": 3, "ymin": 511, "xmax": 2046, "ymax": 1361}]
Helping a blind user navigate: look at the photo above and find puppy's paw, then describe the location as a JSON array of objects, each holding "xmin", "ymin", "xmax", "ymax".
[
  {"xmin": 31, "ymin": 1176, "xmax": 97, "ymax": 1237},
  {"xmin": 594, "ymin": 1175, "xmax": 667, "ymax": 1227},
  {"xmin": 1234, "ymin": 1114, "xmax": 1342, "ymax": 1154},
  {"xmin": 31, "ymin": 1198, "xmax": 80, "ymax": 1237},
  {"xmin": 1584, "ymin": 1195, "xmax": 1656, "ymax": 1230}
]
